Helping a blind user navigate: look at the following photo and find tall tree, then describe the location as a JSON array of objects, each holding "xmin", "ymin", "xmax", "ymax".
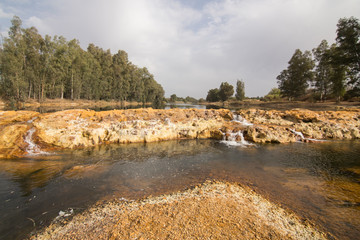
[
  {"xmin": 327, "ymin": 44, "xmax": 347, "ymax": 102},
  {"xmin": 312, "ymin": 40, "xmax": 333, "ymax": 101},
  {"xmin": 0, "ymin": 16, "xmax": 164, "ymax": 105},
  {"xmin": 218, "ymin": 82, "xmax": 234, "ymax": 101},
  {"xmin": 0, "ymin": 16, "xmax": 26, "ymax": 100},
  {"xmin": 112, "ymin": 50, "xmax": 130, "ymax": 101},
  {"xmin": 38, "ymin": 35, "xmax": 54, "ymax": 101},
  {"xmin": 235, "ymin": 80, "xmax": 245, "ymax": 101},
  {"xmin": 277, "ymin": 49, "xmax": 315, "ymax": 100},
  {"xmin": 23, "ymin": 27, "xmax": 43, "ymax": 100},
  {"xmin": 336, "ymin": 17, "xmax": 360, "ymax": 96}
]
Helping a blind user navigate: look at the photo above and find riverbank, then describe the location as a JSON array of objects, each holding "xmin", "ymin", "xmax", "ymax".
[
  {"xmin": 1, "ymin": 107, "xmax": 359, "ymax": 158},
  {"xmin": 31, "ymin": 181, "xmax": 328, "ymax": 240},
  {"xmin": 201, "ymin": 99, "xmax": 360, "ymax": 111}
]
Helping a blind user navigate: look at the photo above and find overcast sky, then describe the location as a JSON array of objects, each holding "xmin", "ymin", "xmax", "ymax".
[{"xmin": 0, "ymin": 0, "xmax": 359, "ymax": 98}]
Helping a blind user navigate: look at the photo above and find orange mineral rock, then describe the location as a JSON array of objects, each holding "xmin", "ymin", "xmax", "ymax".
[{"xmin": 0, "ymin": 108, "xmax": 359, "ymax": 158}]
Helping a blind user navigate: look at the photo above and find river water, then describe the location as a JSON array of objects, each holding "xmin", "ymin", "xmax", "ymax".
[{"xmin": 1, "ymin": 139, "xmax": 360, "ymax": 239}]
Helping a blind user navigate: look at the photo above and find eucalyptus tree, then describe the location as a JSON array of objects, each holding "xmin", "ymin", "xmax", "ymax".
[
  {"xmin": 312, "ymin": 40, "xmax": 333, "ymax": 101},
  {"xmin": 277, "ymin": 49, "xmax": 315, "ymax": 100},
  {"xmin": 23, "ymin": 26, "xmax": 43, "ymax": 99},
  {"xmin": 336, "ymin": 17, "xmax": 360, "ymax": 96},
  {"xmin": 0, "ymin": 16, "xmax": 26, "ymax": 100},
  {"xmin": 112, "ymin": 50, "xmax": 131, "ymax": 101},
  {"xmin": 0, "ymin": 16, "xmax": 165, "ymax": 105},
  {"xmin": 49, "ymin": 35, "xmax": 71, "ymax": 99},
  {"xmin": 39, "ymin": 35, "xmax": 54, "ymax": 101}
]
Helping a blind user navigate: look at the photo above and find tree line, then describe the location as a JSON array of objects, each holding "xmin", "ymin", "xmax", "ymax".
[
  {"xmin": 277, "ymin": 17, "xmax": 360, "ymax": 102},
  {"xmin": 0, "ymin": 16, "xmax": 165, "ymax": 106},
  {"xmin": 168, "ymin": 94, "xmax": 198, "ymax": 103},
  {"xmin": 206, "ymin": 80, "xmax": 245, "ymax": 102}
]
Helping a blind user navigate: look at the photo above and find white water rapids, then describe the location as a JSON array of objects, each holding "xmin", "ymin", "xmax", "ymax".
[
  {"xmin": 219, "ymin": 114, "xmax": 255, "ymax": 147},
  {"xmin": 220, "ymin": 131, "xmax": 254, "ymax": 147},
  {"xmin": 232, "ymin": 114, "xmax": 253, "ymax": 126}
]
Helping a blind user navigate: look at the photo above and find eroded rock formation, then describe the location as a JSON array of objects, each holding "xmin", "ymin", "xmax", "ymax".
[
  {"xmin": 0, "ymin": 108, "xmax": 359, "ymax": 158},
  {"xmin": 235, "ymin": 108, "xmax": 360, "ymax": 143},
  {"xmin": 0, "ymin": 109, "xmax": 231, "ymax": 157}
]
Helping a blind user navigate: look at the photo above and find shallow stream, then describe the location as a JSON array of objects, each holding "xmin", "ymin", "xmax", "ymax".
[{"xmin": 1, "ymin": 140, "xmax": 360, "ymax": 239}]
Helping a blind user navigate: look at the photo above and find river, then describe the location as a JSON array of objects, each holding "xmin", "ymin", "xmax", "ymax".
[{"xmin": 1, "ymin": 139, "xmax": 359, "ymax": 239}]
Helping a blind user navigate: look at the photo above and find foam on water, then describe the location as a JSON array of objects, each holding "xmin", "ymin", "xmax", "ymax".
[{"xmin": 232, "ymin": 114, "xmax": 253, "ymax": 126}]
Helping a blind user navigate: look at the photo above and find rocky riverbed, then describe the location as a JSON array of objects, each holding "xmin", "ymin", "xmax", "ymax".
[
  {"xmin": 1, "ymin": 107, "xmax": 359, "ymax": 239},
  {"xmin": 0, "ymin": 108, "xmax": 359, "ymax": 158}
]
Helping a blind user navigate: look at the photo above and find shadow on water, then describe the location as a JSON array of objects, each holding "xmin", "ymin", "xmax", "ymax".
[{"xmin": 0, "ymin": 140, "xmax": 360, "ymax": 239}]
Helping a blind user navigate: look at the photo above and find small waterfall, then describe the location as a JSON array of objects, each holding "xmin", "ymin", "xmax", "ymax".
[
  {"xmin": 290, "ymin": 129, "xmax": 323, "ymax": 143},
  {"xmin": 232, "ymin": 114, "xmax": 253, "ymax": 126},
  {"xmin": 24, "ymin": 128, "xmax": 48, "ymax": 155},
  {"xmin": 220, "ymin": 130, "xmax": 254, "ymax": 147},
  {"xmin": 27, "ymin": 117, "xmax": 38, "ymax": 124},
  {"xmin": 290, "ymin": 129, "xmax": 305, "ymax": 140}
]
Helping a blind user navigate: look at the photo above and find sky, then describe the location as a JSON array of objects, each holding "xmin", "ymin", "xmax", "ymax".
[{"xmin": 0, "ymin": 0, "xmax": 359, "ymax": 98}]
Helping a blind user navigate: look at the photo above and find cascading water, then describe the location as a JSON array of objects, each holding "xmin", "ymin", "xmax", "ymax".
[
  {"xmin": 218, "ymin": 113, "xmax": 255, "ymax": 147},
  {"xmin": 24, "ymin": 128, "xmax": 48, "ymax": 155},
  {"xmin": 290, "ymin": 129, "xmax": 305, "ymax": 140},
  {"xmin": 27, "ymin": 117, "xmax": 38, "ymax": 124},
  {"xmin": 232, "ymin": 114, "xmax": 253, "ymax": 126},
  {"xmin": 220, "ymin": 131, "xmax": 254, "ymax": 147},
  {"xmin": 290, "ymin": 129, "xmax": 323, "ymax": 142}
]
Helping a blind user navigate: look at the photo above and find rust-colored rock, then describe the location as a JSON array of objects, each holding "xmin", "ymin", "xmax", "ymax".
[
  {"xmin": 236, "ymin": 108, "xmax": 360, "ymax": 143},
  {"xmin": 0, "ymin": 124, "xmax": 30, "ymax": 158},
  {"xmin": 0, "ymin": 111, "xmax": 39, "ymax": 126},
  {"xmin": 0, "ymin": 108, "xmax": 233, "ymax": 158},
  {"xmin": 0, "ymin": 108, "xmax": 359, "ymax": 158},
  {"xmin": 33, "ymin": 108, "xmax": 230, "ymax": 149}
]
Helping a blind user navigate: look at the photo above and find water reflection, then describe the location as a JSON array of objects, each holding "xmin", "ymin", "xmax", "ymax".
[
  {"xmin": 12, "ymin": 104, "xmax": 149, "ymax": 113},
  {"xmin": 0, "ymin": 140, "xmax": 360, "ymax": 239},
  {"xmin": 165, "ymin": 103, "xmax": 206, "ymax": 109}
]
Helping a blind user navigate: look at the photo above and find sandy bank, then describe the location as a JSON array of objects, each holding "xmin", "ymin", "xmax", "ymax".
[{"xmin": 31, "ymin": 181, "xmax": 328, "ymax": 240}]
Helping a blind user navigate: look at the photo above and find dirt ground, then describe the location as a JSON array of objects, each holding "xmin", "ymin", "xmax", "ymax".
[{"xmin": 31, "ymin": 181, "xmax": 329, "ymax": 240}]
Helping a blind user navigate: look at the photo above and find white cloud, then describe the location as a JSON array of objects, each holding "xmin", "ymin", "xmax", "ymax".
[
  {"xmin": 25, "ymin": 16, "xmax": 52, "ymax": 33},
  {"xmin": 0, "ymin": 8, "xmax": 13, "ymax": 19},
  {"xmin": 3, "ymin": 0, "xmax": 360, "ymax": 98}
]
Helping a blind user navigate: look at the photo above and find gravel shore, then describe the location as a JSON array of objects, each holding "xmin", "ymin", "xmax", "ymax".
[{"xmin": 32, "ymin": 181, "xmax": 328, "ymax": 240}]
